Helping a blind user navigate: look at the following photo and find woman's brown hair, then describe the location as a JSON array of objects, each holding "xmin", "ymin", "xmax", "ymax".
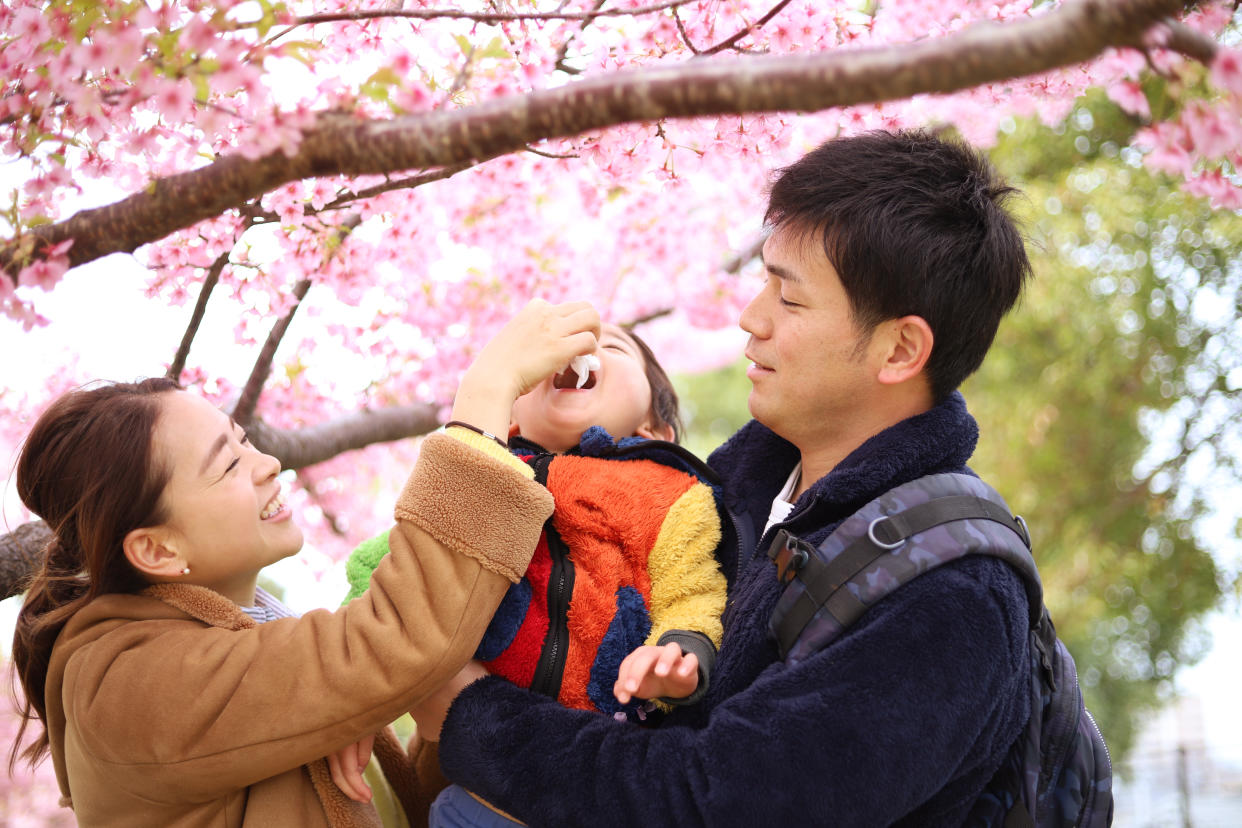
[{"xmin": 9, "ymin": 377, "xmax": 179, "ymax": 769}]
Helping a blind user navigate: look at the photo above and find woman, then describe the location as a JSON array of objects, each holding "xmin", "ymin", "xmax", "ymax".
[{"xmin": 9, "ymin": 300, "xmax": 600, "ymax": 827}]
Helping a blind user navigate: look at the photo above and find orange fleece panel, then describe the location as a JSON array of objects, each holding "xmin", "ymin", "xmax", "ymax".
[{"xmin": 545, "ymin": 456, "xmax": 698, "ymax": 710}]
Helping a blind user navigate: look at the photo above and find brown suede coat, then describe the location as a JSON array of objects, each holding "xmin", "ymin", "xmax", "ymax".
[{"xmin": 43, "ymin": 434, "xmax": 552, "ymax": 827}]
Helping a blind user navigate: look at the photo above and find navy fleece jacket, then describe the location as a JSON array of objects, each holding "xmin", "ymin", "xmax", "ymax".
[{"xmin": 437, "ymin": 393, "xmax": 1031, "ymax": 827}]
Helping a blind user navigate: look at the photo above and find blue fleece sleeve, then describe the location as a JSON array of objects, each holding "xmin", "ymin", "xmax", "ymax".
[{"xmin": 437, "ymin": 557, "xmax": 1030, "ymax": 827}]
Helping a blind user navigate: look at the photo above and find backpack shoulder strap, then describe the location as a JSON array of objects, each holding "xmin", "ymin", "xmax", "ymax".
[{"xmin": 767, "ymin": 473, "xmax": 1044, "ymax": 665}]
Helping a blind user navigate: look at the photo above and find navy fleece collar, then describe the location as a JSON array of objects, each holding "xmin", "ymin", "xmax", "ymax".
[{"xmin": 710, "ymin": 391, "xmax": 979, "ymax": 539}]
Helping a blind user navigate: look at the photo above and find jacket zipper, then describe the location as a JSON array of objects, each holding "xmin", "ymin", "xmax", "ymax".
[{"xmin": 529, "ymin": 453, "xmax": 574, "ymax": 700}]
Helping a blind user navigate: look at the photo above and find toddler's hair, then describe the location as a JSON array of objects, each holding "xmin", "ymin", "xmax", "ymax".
[{"xmin": 626, "ymin": 329, "xmax": 683, "ymax": 444}]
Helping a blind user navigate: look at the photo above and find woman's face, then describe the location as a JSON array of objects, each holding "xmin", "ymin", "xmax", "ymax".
[{"xmin": 152, "ymin": 391, "xmax": 303, "ymax": 603}]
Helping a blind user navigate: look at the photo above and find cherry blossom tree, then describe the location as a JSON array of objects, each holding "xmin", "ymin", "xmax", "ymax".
[{"xmin": 1, "ymin": 0, "xmax": 1239, "ymax": 582}]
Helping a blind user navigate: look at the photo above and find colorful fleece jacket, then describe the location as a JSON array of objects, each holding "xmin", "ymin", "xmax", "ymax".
[{"xmin": 344, "ymin": 426, "xmax": 728, "ymax": 716}]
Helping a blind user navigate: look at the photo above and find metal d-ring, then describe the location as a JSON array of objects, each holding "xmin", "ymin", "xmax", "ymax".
[{"xmin": 867, "ymin": 516, "xmax": 906, "ymax": 550}]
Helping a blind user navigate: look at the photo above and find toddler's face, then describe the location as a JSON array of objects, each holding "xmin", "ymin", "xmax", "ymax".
[{"xmin": 511, "ymin": 323, "xmax": 665, "ymax": 452}]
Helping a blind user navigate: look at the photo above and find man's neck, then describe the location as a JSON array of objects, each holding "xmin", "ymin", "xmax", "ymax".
[{"xmin": 793, "ymin": 394, "xmax": 932, "ymax": 499}]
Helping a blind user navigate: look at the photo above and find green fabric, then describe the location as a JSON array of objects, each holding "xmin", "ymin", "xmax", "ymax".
[
  {"xmin": 363, "ymin": 753, "xmax": 410, "ymax": 828},
  {"xmin": 340, "ymin": 534, "xmax": 415, "ymax": 828},
  {"xmin": 342, "ymin": 532, "xmax": 392, "ymax": 604}
]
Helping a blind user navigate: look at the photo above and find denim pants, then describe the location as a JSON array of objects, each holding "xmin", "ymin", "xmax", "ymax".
[{"xmin": 429, "ymin": 784, "xmax": 526, "ymax": 828}]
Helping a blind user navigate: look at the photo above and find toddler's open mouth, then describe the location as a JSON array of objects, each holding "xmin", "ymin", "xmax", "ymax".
[
  {"xmin": 553, "ymin": 367, "xmax": 597, "ymax": 389},
  {"xmin": 553, "ymin": 354, "xmax": 600, "ymax": 389}
]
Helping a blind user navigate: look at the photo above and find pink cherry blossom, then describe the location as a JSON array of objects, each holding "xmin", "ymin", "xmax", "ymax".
[
  {"xmin": 1210, "ymin": 48, "xmax": 1242, "ymax": 97},
  {"xmin": 1107, "ymin": 81, "xmax": 1151, "ymax": 119},
  {"xmin": 152, "ymin": 79, "xmax": 197, "ymax": 123}
]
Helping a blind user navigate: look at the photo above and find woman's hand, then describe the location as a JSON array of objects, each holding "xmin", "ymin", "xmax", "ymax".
[
  {"xmin": 451, "ymin": 300, "xmax": 600, "ymax": 439},
  {"xmin": 410, "ymin": 660, "xmax": 490, "ymax": 743},
  {"xmin": 613, "ymin": 642, "xmax": 699, "ymax": 705},
  {"xmin": 326, "ymin": 731, "xmax": 376, "ymax": 803}
]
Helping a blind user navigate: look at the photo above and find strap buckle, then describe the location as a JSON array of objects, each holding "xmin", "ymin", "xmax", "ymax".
[{"xmin": 766, "ymin": 529, "xmax": 814, "ymax": 585}]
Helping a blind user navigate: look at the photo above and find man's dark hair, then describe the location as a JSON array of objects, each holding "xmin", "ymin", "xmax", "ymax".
[{"xmin": 765, "ymin": 129, "xmax": 1031, "ymax": 401}]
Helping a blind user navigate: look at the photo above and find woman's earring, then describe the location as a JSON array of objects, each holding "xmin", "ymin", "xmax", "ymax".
[{"xmin": 181, "ymin": 566, "xmax": 191, "ymax": 575}]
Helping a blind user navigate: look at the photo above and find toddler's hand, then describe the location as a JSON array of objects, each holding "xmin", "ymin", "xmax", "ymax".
[
  {"xmin": 614, "ymin": 642, "xmax": 699, "ymax": 705},
  {"xmin": 327, "ymin": 731, "xmax": 375, "ymax": 803}
]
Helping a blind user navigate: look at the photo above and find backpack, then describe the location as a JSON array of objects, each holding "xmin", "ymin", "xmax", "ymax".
[{"xmin": 765, "ymin": 473, "xmax": 1113, "ymax": 827}]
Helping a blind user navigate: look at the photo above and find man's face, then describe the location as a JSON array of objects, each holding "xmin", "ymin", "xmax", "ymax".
[{"xmin": 739, "ymin": 225, "xmax": 878, "ymax": 448}]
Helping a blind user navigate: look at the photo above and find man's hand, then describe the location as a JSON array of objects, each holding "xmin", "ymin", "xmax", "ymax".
[
  {"xmin": 614, "ymin": 642, "xmax": 699, "ymax": 705},
  {"xmin": 410, "ymin": 660, "xmax": 490, "ymax": 742},
  {"xmin": 327, "ymin": 731, "xmax": 376, "ymax": 803}
]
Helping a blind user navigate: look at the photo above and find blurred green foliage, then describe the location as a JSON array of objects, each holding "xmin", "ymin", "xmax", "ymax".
[{"xmin": 674, "ymin": 89, "xmax": 1240, "ymax": 766}]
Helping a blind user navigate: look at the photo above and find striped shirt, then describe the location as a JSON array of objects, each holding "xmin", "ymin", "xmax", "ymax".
[{"xmin": 239, "ymin": 586, "xmax": 299, "ymax": 625}]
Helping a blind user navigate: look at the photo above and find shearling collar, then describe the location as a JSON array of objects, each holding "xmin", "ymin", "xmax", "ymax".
[{"xmin": 141, "ymin": 582, "xmax": 259, "ymax": 631}]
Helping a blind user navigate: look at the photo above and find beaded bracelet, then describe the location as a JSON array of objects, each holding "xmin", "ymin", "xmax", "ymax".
[{"xmin": 443, "ymin": 420, "xmax": 508, "ymax": 449}]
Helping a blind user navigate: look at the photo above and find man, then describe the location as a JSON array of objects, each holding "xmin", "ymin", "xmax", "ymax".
[{"xmin": 427, "ymin": 129, "xmax": 1034, "ymax": 826}]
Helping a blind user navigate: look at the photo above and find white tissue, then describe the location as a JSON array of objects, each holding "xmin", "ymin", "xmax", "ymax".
[{"xmin": 569, "ymin": 354, "xmax": 601, "ymax": 388}]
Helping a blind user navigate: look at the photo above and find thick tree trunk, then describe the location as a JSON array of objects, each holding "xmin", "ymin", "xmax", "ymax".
[{"xmin": 0, "ymin": 521, "xmax": 51, "ymax": 602}]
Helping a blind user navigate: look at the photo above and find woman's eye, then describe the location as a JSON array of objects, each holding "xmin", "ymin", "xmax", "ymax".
[{"xmin": 225, "ymin": 457, "xmax": 241, "ymax": 475}]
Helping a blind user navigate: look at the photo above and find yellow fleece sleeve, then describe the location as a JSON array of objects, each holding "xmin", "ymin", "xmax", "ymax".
[
  {"xmin": 644, "ymin": 482, "xmax": 727, "ymax": 650},
  {"xmin": 444, "ymin": 425, "xmax": 534, "ymax": 480}
]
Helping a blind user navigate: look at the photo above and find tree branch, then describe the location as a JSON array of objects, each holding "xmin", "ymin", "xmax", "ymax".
[
  {"xmin": 232, "ymin": 214, "xmax": 361, "ymax": 426},
  {"xmin": 723, "ymin": 235, "xmax": 767, "ymax": 274},
  {"xmin": 0, "ymin": 0, "xmax": 1192, "ymax": 279},
  {"xmin": 699, "ymin": 0, "xmax": 794, "ymax": 57},
  {"xmin": 285, "ymin": 0, "xmax": 691, "ymax": 27},
  {"xmin": 0, "ymin": 520, "xmax": 50, "ymax": 601},
  {"xmin": 244, "ymin": 403, "xmax": 443, "ymax": 471},
  {"xmin": 167, "ymin": 250, "xmax": 231, "ymax": 382},
  {"xmin": 231, "ymin": 275, "xmax": 311, "ymax": 426},
  {"xmin": 554, "ymin": 0, "xmax": 609, "ymax": 75},
  {"xmin": 1150, "ymin": 17, "xmax": 1222, "ymax": 65}
]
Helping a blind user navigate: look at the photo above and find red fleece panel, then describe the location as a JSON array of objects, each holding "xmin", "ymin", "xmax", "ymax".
[
  {"xmin": 546, "ymin": 457, "xmax": 698, "ymax": 710},
  {"xmin": 481, "ymin": 533, "xmax": 551, "ymax": 688}
]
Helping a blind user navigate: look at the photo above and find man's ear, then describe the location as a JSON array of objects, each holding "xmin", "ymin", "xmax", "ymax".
[
  {"xmin": 123, "ymin": 526, "xmax": 186, "ymax": 580},
  {"xmin": 635, "ymin": 418, "xmax": 676, "ymax": 444},
  {"xmin": 876, "ymin": 315, "xmax": 933, "ymax": 386}
]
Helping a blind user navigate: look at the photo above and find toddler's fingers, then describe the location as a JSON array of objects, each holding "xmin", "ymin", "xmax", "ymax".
[
  {"xmin": 328, "ymin": 750, "xmax": 367, "ymax": 802},
  {"xmin": 654, "ymin": 641, "xmax": 682, "ymax": 677}
]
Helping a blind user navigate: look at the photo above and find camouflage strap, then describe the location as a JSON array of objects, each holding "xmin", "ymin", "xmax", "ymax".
[{"xmin": 766, "ymin": 473, "xmax": 1044, "ymax": 665}]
